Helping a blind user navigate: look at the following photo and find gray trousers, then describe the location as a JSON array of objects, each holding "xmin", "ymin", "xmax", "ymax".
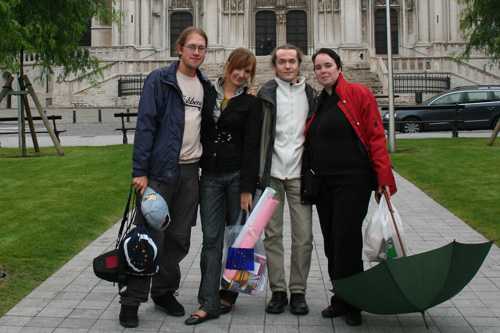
[
  {"xmin": 120, "ymin": 163, "xmax": 200, "ymax": 306},
  {"xmin": 263, "ymin": 177, "xmax": 313, "ymax": 294}
]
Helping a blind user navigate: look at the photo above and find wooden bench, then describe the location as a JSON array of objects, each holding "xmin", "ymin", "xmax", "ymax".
[
  {"xmin": 0, "ymin": 115, "xmax": 66, "ymax": 142},
  {"xmin": 114, "ymin": 111, "xmax": 138, "ymax": 144}
]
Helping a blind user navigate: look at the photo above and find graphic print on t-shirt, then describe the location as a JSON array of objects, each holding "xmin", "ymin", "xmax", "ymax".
[{"xmin": 183, "ymin": 95, "xmax": 203, "ymax": 111}]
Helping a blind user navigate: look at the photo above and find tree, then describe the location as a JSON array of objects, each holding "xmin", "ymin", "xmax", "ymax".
[
  {"xmin": 456, "ymin": 0, "xmax": 500, "ymax": 68},
  {"xmin": 0, "ymin": 0, "xmax": 120, "ymax": 84}
]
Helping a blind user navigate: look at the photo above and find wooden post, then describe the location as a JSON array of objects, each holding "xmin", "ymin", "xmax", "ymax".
[
  {"xmin": 0, "ymin": 75, "xmax": 14, "ymax": 104},
  {"xmin": 487, "ymin": 118, "xmax": 500, "ymax": 146},
  {"xmin": 18, "ymin": 75, "xmax": 40, "ymax": 153},
  {"xmin": 22, "ymin": 75, "xmax": 64, "ymax": 156},
  {"xmin": 21, "ymin": 94, "xmax": 40, "ymax": 152}
]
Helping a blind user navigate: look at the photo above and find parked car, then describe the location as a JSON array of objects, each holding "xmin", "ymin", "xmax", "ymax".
[{"xmin": 383, "ymin": 86, "xmax": 500, "ymax": 133}]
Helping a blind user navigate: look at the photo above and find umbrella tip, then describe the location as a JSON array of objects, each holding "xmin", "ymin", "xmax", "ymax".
[{"xmin": 421, "ymin": 312, "xmax": 430, "ymax": 329}]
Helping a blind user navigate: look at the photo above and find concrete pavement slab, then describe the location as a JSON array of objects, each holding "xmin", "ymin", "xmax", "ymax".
[{"xmin": 1, "ymin": 171, "xmax": 499, "ymax": 332}]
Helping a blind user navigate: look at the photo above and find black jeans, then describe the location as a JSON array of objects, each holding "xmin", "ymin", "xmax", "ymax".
[{"xmin": 120, "ymin": 163, "xmax": 199, "ymax": 306}]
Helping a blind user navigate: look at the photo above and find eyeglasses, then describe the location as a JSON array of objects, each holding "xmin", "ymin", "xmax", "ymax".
[{"xmin": 183, "ymin": 44, "xmax": 206, "ymax": 53}]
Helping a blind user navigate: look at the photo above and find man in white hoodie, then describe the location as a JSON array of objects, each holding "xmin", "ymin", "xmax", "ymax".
[{"xmin": 257, "ymin": 44, "xmax": 317, "ymax": 315}]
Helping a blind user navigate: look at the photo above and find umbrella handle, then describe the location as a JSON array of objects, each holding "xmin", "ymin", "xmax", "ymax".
[{"xmin": 382, "ymin": 188, "xmax": 407, "ymax": 258}]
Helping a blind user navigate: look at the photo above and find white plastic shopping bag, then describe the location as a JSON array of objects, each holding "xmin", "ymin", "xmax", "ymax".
[
  {"xmin": 221, "ymin": 223, "xmax": 268, "ymax": 295},
  {"xmin": 220, "ymin": 188, "xmax": 279, "ymax": 295},
  {"xmin": 362, "ymin": 194, "xmax": 407, "ymax": 262}
]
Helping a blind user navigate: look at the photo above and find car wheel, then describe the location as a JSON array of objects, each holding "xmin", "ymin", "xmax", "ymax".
[
  {"xmin": 402, "ymin": 117, "xmax": 422, "ymax": 133},
  {"xmin": 492, "ymin": 116, "xmax": 500, "ymax": 130}
]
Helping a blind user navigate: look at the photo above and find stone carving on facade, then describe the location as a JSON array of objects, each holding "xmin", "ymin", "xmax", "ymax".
[
  {"xmin": 361, "ymin": 0, "xmax": 367, "ymax": 11},
  {"xmin": 406, "ymin": 0, "xmax": 414, "ymax": 11},
  {"xmin": 152, "ymin": 0, "xmax": 162, "ymax": 16},
  {"xmin": 375, "ymin": 0, "xmax": 399, "ymax": 6},
  {"xmin": 254, "ymin": 0, "xmax": 307, "ymax": 8},
  {"xmin": 318, "ymin": 0, "xmax": 340, "ymax": 13},
  {"xmin": 286, "ymin": 0, "xmax": 308, "ymax": 6},
  {"xmin": 223, "ymin": 0, "xmax": 244, "ymax": 14},
  {"xmin": 277, "ymin": 10, "xmax": 286, "ymax": 24},
  {"xmin": 169, "ymin": 0, "xmax": 193, "ymax": 10},
  {"xmin": 255, "ymin": 0, "xmax": 275, "ymax": 7}
]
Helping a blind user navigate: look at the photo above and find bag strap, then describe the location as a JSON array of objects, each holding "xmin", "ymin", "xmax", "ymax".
[
  {"xmin": 235, "ymin": 209, "xmax": 248, "ymax": 226},
  {"xmin": 117, "ymin": 238, "xmax": 127, "ymax": 290},
  {"xmin": 115, "ymin": 184, "xmax": 135, "ymax": 249}
]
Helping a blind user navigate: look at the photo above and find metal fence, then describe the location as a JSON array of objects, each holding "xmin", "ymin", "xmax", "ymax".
[
  {"xmin": 118, "ymin": 75, "xmax": 145, "ymax": 97},
  {"xmin": 393, "ymin": 74, "xmax": 450, "ymax": 94}
]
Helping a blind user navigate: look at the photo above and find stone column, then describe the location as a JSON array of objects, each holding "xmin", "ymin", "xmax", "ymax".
[
  {"xmin": 417, "ymin": 0, "xmax": 429, "ymax": 44},
  {"xmin": 140, "ymin": 0, "xmax": 151, "ymax": 46},
  {"xmin": 448, "ymin": 0, "xmax": 460, "ymax": 42},
  {"xmin": 126, "ymin": 0, "xmax": 136, "ymax": 46},
  {"xmin": 432, "ymin": 0, "xmax": 445, "ymax": 43},
  {"xmin": 112, "ymin": 0, "xmax": 121, "ymax": 46},
  {"xmin": 342, "ymin": 0, "xmax": 361, "ymax": 45}
]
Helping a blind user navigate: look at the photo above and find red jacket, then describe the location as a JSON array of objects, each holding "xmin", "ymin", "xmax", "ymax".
[{"xmin": 306, "ymin": 74, "xmax": 397, "ymax": 195}]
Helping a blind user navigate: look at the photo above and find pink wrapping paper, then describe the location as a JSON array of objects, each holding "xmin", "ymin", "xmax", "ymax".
[{"xmin": 237, "ymin": 198, "xmax": 279, "ymax": 248}]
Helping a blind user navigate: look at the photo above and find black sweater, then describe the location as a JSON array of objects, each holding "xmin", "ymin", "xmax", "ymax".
[{"xmin": 306, "ymin": 90, "xmax": 371, "ymax": 175}]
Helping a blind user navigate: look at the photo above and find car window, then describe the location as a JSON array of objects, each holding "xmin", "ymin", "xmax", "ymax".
[
  {"xmin": 493, "ymin": 91, "xmax": 500, "ymax": 101},
  {"xmin": 432, "ymin": 93, "xmax": 461, "ymax": 105},
  {"xmin": 466, "ymin": 92, "xmax": 491, "ymax": 103}
]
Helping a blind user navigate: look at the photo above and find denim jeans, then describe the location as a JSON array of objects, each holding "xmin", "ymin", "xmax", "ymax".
[{"xmin": 198, "ymin": 171, "xmax": 241, "ymax": 315}]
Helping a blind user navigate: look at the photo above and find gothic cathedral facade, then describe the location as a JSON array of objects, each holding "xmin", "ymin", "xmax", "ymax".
[{"xmin": 93, "ymin": 0, "xmax": 463, "ymax": 62}]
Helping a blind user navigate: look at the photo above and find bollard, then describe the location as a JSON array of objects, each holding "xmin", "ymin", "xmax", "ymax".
[
  {"xmin": 415, "ymin": 91, "xmax": 423, "ymax": 104},
  {"xmin": 126, "ymin": 108, "xmax": 130, "ymax": 123},
  {"xmin": 98, "ymin": 109, "xmax": 102, "ymax": 122},
  {"xmin": 73, "ymin": 109, "xmax": 76, "ymax": 123}
]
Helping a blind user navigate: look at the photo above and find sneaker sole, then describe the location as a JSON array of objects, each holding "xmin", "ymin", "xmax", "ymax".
[
  {"xmin": 119, "ymin": 319, "xmax": 138, "ymax": 328},
  {"xmin": 154, "ymin": 304, "xmax": 185, "ymax": 317}
]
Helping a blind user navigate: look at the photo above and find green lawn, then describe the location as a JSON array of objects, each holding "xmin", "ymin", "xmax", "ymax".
[
  {"xmin": 0, "ymin": 138, "xmax": 499, "ymax": 317},
  {"xmin": 389, "ymin": 138, "xmax": 500, "ymax": 243},
  {"xmin": 0, "ymin": 145, "xmax": 133, "ymax": 316}
]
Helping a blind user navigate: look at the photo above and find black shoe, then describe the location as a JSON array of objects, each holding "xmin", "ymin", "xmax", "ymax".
[
  {"xmin": 152, "ymin": 292, "xmax": 185, "ymax": 316},
  {"xmin": 265, "ymin": 291, "xmax": 288, "ymax": 314},
  {"xmin": 290, "ymin": 293, "xmax": 309, "ymax": 315},
  {"xmin": 119, "ymin": 304, "xmax": 138, "ymax": 328},
  {"xmin": 321, "ymin": 304, "xmax": 343, "ymax": 318},
  {"xmin": 185, "ymin": 312, "xmax": 219, "ymax": 325},
  {"xmin": 321, "ymin": 295, "xmax": 343, "ymax": 318},
  {"xmin": 345, "ymin": 311, "xmax": 362, "ymax": 326}
]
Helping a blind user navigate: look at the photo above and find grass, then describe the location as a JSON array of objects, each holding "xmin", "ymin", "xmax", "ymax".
[
  {"xmin": 0, "ymin": 138, "xmax": 499, "ymax": 317},
  {"xmin": 389, "ymin": 138, "xmax": 500, "ymax": 243},
  {"xmin": 0, "ymin": 145, "xmax": 133, "ymax": 317}
]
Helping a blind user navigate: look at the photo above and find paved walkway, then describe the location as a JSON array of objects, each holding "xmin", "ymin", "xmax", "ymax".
[{"xmin": 1, "ymin": 129, "xmax": 500, "ymax": 332}]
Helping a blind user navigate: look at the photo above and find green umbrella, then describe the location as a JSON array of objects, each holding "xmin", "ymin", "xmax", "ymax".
[{"xmin": 332, "ymin": 240, "xmax": 493, "ymax": 328}]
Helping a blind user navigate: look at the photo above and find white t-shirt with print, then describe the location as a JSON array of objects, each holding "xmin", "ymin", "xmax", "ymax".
[{"xmin": 176, "ymin": 71, "xmax": 204, "ymax": 164}]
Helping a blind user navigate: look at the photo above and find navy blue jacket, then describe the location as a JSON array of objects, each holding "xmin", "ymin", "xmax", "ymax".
[{"xmin": 132, "ymin": 61, "xmax": 212, "ymax": 183}]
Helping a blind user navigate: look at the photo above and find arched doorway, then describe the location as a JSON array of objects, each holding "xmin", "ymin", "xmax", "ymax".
[
  {"xmin": 255, "ymin": 11, "xmax": 276, "ymax": 56},
  {"xmin": 286, "ymin": 10, "xmax": 307, "ymax": 55},
  {"xmin": 375, "ymin": 9, "xmax": 399, "ymax": 55},
  {"xmin": 170, "ymin": 12, "xmax": 193, "ymax": 57}
]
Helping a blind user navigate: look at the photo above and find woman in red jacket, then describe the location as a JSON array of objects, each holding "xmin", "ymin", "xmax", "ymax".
[{"xmin": 305, "ymin": 48, "xmax": 396, "ymax": 326}]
